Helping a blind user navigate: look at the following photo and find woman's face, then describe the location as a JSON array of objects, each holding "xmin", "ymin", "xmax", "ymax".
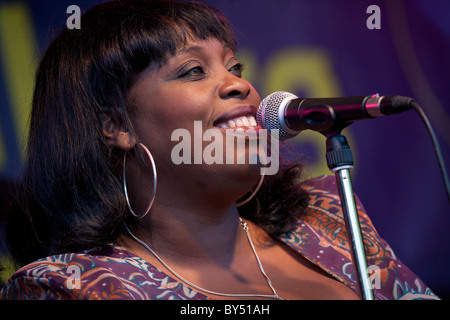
[{"xmin": 127, "ymin": 37, "xmax": 263, "ymax": 202}]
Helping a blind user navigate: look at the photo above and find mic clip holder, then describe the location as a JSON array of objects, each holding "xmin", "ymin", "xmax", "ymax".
[{"xmin": 324, "ymin": 128, "xmax": 375, "ymax": 300}]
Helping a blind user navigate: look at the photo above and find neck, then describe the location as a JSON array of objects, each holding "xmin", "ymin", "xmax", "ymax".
[{"xmin": 128, "ymin": 198, "xmax": 245, "ymax": 265}]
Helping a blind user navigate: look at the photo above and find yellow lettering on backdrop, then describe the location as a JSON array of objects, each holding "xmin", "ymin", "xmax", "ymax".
[
  {"xmin": 0, "ymin": 2, "xmax": 38, "ymax": 169},
  {"xmin": 260, "ymin": 48, "xmax": 357, "ymax": 177},
  {"xmin": 0, "ymin": 121, "xmax": 4, "ymax": 169},
  {"xmin": 236, "ymin": 49, "xmax": 257, "ymax": 87}
]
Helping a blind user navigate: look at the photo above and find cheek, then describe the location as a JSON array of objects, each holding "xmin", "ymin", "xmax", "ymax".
[
  {"xmin": 143, "ymin": 99, "xmax": 206, "ymax": 134},
  {"xmin": 131, "ymin": 92, "xmax": 210, "ymax": 160}
]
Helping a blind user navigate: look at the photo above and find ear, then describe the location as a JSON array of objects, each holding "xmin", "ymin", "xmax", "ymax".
[{"xmin": 101, "ymin": 114, "xmax": 136, "ymax": 151}]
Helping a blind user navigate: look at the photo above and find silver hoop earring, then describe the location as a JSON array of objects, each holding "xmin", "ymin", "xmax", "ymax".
[
  {"xmin": 123, "ymin": 143, "xmax": 157, "ymax": 219},
  {"xmin": 236, "ymin": 174, "xmax": 265, "ymax": 207}
]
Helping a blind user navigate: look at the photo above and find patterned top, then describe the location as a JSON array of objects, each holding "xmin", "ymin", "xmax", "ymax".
[{"xmin": 0, "ymin": 175, "xmax": 439, "ymax": 300}]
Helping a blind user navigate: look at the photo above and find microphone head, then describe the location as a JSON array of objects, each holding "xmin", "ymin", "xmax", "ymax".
[{"xmin": 256, "ymin": 91, "xmax": 299, "ymax": 141}]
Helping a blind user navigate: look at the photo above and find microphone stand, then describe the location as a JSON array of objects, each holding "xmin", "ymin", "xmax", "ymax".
[{"xmin": 325, "ymin": 132, "xmax": 374, "ymax": 300}]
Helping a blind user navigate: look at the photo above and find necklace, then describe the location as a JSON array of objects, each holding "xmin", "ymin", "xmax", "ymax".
[{"xmin": 124, "ymin": 218, "xmax": 283, "ymax": 300}]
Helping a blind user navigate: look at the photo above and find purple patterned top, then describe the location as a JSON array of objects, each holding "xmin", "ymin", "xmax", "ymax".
[{"xmin": 0, "ymin": 176, "xmax": 439, "ymax": 300}]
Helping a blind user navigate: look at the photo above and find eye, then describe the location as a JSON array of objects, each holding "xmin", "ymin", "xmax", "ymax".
[
  {"xmin": 178, "ymin": 65, "xmax": 205, "ymax": 79},
  {"xmin": 229, "ymin": 63, "xmax": 244, "ymax": 78},
  {"xmin": 186, "ymin": 66, "xmax": 204, "ymax": 76}
]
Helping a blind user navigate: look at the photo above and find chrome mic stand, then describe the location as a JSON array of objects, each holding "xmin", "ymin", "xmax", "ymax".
[{"xmin": 325, "ymin": 133, "xmax": 374, "ymax": 300}]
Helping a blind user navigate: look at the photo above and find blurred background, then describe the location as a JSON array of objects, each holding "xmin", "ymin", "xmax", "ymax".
[{"xmin": 0, "ymin": 0, "xmax": 449, "ymax": 298}]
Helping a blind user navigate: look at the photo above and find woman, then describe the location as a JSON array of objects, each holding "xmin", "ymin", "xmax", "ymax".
[{"xmin": 0, "ymin": 0, "xmax": 438, "ymax": 300}]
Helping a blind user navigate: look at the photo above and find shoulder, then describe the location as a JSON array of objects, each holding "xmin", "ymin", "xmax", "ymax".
[
  {"xmin": 0, "ymin": 244, "xmax": 206, "ymax": 300},
  {"xmin": 300, "ymin": 175, "xmax": 374, "ymax": 242},
  {"xmin": 0, "ymin": 245, "xmax": 138, "ymax": 300},
  {"xmin": 284, "ymin": 175, "xmax": 439, "ymax": 300},
  {"xmin": 299, "ymin": 175, "xmax": 387, "ymax": 247}
]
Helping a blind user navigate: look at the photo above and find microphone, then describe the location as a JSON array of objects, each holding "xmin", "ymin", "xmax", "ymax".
[{"xmin": 256, "ymin": 91, "xmax": 414, "ymax": 140}]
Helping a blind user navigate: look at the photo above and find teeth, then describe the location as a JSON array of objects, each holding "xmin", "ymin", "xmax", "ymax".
[
  {"xmin": 227, "ymin": 120, "xmax": 236, "ymax": 128},
  {"xmin": 218, "ymin": 116, "xmax": 258, "ymax": 129}
]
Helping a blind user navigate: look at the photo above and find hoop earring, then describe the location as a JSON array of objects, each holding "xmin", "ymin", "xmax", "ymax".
[
  {"xmin": 123, "ymin": 143, "xmax": 157, "ymax": 219},
  {"xmin": 236, "ymin": 174, "xmax": 265, "ymax": 207}
]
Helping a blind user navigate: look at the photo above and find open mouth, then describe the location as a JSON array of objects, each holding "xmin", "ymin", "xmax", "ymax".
[
  {"xmin": 214, "ymin": 115, "xmax": 258, "ymax": 130},
  {"xmin": 213, "ymin": 105, "xmax": 261, "ymax": 131}
]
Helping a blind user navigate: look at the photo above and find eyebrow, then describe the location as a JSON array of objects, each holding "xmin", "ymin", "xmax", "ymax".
[
  {"xmin": 176, "ymin": 42, "xmax": 232, "ymax": 56},
  {"xmin": 176, "ymin": 45, "xmax": 203, "ymax": 56}
]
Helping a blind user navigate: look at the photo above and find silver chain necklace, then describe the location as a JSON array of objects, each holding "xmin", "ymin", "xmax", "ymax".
[{"xmin": 124, "ymin": 218, "xmax": 283, "ymax": 300}]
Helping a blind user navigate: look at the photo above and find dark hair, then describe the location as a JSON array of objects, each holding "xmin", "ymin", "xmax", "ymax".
[{"xmin": 6, "ymin": 0, "xmax": 307, "ymax": 267}]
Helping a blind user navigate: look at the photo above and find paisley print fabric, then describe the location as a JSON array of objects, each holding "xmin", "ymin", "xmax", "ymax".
[
  {"xmin": 0, "ymin": 175, "xmax": 438, "ymax": 300},
  {"xmin": 0, "ymin": 245, "xmax": 208, "ymax": 300},
  {"xmin": 279, "ymin": 175, "xmax": 438, "ymax": 300}
]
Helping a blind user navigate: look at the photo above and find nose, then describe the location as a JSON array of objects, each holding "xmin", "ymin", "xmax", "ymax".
[{"xmin": 218, "ymin": 73, "xmax": 251, "ymax": 100}]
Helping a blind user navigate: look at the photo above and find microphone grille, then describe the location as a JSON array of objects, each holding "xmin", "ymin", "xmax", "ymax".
[{"xmin": 256, "ymin": 91, "xmax": 298, "ymax": 141}]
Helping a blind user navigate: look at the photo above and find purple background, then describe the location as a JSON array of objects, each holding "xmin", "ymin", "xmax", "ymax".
[{"xmin": 0, "ymin": 0, "xmax": 449, "ymax": 298}]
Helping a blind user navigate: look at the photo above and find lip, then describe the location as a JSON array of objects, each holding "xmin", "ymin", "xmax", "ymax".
[{"xmin": 212, "ymin": 105, "xmax": 258, "ymax": 128}]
